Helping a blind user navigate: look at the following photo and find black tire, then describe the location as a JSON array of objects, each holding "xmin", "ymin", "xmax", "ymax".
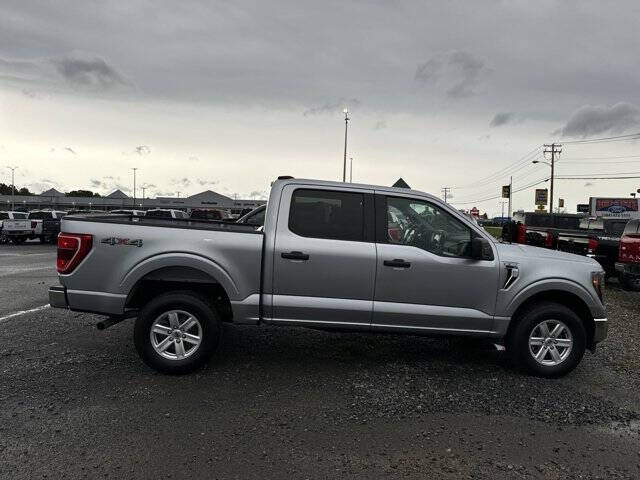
[
  {"xmin": 134, "ymin": 291, "xmax": 222, "ymax": 374},
  {"xmin": 10, "ymin": 236, "xmax": 26, "ymax": 245},
  {"xmin": 507, "ymin": 302, "xmax": 586, "ymax": 378},
  {"xmin": 39, "ymin": 235, "xmax": 46, "ymax": 243},
  {"xmin": 620, "ymin": 273, "xmax": 640, "ymax": 292}
]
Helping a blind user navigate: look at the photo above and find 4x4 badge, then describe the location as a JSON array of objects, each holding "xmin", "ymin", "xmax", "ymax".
[{"xmin": 101, "ymin": 237, "xmax": 143, "ymax": 248}]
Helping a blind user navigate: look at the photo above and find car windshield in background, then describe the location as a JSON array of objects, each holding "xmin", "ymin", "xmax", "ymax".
[
  {"xmin": 145, "ymin": 210, "xmax": 172, "ymax": 218},
  {"xmin": 27, "ymin": 212, "xmax": 53, "ymax": 220},
  {"xmin": 190, "ymin": 210, "xmax": 225, "ymax": 220}
]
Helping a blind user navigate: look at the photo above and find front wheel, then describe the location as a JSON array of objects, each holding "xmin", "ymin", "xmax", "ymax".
[
  {"xmin": 507, "ymin": 302, "xmax": 586, "ymax": 378},
  {"xmin": 134, "ymin": 291, "xmax": 222, "ymax": 374},
  {"xmin": 10, "ymin": 236, "xmax": 26, "ymax": 244}
]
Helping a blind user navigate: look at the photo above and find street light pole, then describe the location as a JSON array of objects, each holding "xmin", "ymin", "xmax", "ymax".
[
  {"xmin": 132, "ymin": 167, "xmax": 138, "ymax": 208},
  {"xmin": 342, "ymin": 108, "xmax": 350, "ymax": 182},
  {"xmin": 349, "ymin": 157, "xmax": 353, "ymax": 183},
  {"xmin": 6, "ymin": 166, "xmax": 18, "ymax": 210}
]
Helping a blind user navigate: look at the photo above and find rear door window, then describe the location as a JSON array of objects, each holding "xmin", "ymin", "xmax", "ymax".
[{"xmin": 289, "ymin": 189, "xmax": 364, "ymax": 241}]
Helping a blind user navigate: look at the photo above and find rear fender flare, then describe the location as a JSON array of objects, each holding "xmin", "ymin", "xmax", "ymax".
[{"xmin": 119, "ymin": 252, "xmax": 239, "ymax": 299}]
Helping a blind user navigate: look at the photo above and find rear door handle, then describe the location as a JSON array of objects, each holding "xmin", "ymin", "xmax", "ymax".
[
  {"xmin": 281, "ymin": 251, "xmax": 310, "ymax": 261},
  {"xmin": 384, "ymin": 259, "xmax": 411, "ymax": 268}
]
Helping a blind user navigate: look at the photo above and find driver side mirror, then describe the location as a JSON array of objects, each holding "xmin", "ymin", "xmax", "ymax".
[{"xmin": 471, "ymin": 236, "xmax": 494, "ymax": 261}]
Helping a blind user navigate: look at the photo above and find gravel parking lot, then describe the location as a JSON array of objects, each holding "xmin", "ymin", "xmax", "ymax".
[{"xmin": 1, "ymin": 243, "xmax": 639, "ymax": 479}]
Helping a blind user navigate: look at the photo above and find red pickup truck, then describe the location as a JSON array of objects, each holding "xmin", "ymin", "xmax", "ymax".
[{"xmin": 615, "ymin": 219, "xmax": 640, "ymax": 291}]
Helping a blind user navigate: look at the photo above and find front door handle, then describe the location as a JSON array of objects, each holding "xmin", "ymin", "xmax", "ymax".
[
  {"xmin": 281, "ymin": 251, "xmax": 310, "ymax": 261},
  {"xmin": 384, "ymin": 259, "xmax": 411, "ymax": 268}
]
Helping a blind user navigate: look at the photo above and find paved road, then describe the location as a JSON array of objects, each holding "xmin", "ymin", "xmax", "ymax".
[
  {"xmin": 0, "ymin": 242, "xmax": 56, "ymax": 317},
  {"xmin": 1, "ymin": 247, "xmax": 639, "ymax": 479}
]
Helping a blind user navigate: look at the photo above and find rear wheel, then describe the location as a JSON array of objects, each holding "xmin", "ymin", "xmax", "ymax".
[
  {"xmin": 134, "ymin": 291, "xmax": 222, "ymax": 374},
  {"xmin": 507, "ymin": 302, "xmax": 586, "ymax": 378},
  {"xmin": 10, "ymin": 236, "xmax": 26, "ymax": 244},
  {"xmin": 620, "ymin": 273, "xmax": 640, "ymax": 292}
]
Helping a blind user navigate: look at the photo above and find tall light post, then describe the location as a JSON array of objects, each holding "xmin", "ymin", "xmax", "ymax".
[
  {"xmin": 132, "ymin": 167, "xmax": 138, "ymax": 208},
  {"xmin": 342, "ymin": 108, "xmax": 350, "ymax": 182},
  {"xmin": 141, "ymin": 185, "xmax": 147, "ymax": 208},
  {"xmin": 6, "ymin": 166, "xmax": 18, "ymax": 210},
  {"xmin": 349, "ymin": 157, "xmax": 353, "ymax": 183}
]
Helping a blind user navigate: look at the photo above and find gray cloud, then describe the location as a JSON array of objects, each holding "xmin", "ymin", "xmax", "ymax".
[
  {"xmin": 64, "ymin": 146, "xmax": 76, "ymax": 155},
  {"xmin": 490, "ymin": 112, "xmax": 515, "ymax": 127},
  {"xmin": 373, "ymin": 120, "xmax": 388, "ymax": 130},
  {"xmin": 303, "ymin": 98, "xmax": 361, "ymax": 116},
  {"xmin": 51, "ymin": 54, "xmax": 129, "ymax": 90},
  {"xmin": 415, "ymin": 50, "xmax": 486, "ymax": 98},
  {"xmin": 197, "ymin": 179, "xmax": 218, "ymax": 187},
  {"xmin": 558, "ymin": 102, "xmax": 640, "ymax": 138},
  {"xmin": 134, "ymin": 145, "xmax": 150, "ymax": 155},
  {"xmin": 171, "ymin": 177, "xmax": 192, "ymax": 188}
]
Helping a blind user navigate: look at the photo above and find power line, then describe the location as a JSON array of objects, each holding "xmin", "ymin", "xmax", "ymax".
[
  {"xmin": 556, "ymin": 176, "xmax": 640, "ymax": 180},
  {"xmin": 555, "ymin": 170, "xmax": 640, "ymax": 177},
  {"xmin": 452, "ymin": 146, "xmax": 542, "ymax": 189},
  {"xmin": 561, "ymin": 132, "xmax": 640, "ymax": 145},
  {"xmin": 451, "ymin": 177, "xmax": 549, "ymax": 206}
]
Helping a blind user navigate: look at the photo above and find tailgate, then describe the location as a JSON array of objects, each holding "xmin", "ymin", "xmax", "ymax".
[{"xmin": 3, "ymin": 219, "xmax": 32, "ymax": 231}]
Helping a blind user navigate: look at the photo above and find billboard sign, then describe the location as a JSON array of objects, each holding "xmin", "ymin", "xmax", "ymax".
[
  {"xmin": 535, "ymin": 189, "xmax": 548, "ymax": 205},
  {"xmin": 590, "ymin": 198, "xmax": 640, "ymax": 218},
  {"xmin": 502, "ymin": 185, "xmax": 510, "ymax": 199}
]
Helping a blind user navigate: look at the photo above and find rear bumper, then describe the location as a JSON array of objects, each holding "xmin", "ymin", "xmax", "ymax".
[
  {"xmin": 615, "ymin": 262, "xmax": 640, "ymax": 276},
  {"xmin": 593, "ymin": 318, "xmax": 608, "ymax": 344},
  {"xmin": 49, "ymin": 286, "xmax": 126, "ymax": 315},
  {"xmin": 49, "ymin": 286, "xmax": 68, "ymax": 309}
]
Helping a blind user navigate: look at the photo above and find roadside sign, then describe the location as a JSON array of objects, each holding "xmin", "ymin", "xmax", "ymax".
[
  {"xmin": 469, "ymin": 207, "xmax": 480, "ymax": 218},
  {"xmin": 535, "ymin": 188, "xmax": 548, "ymax": 205},
  {"xmin": 577, "ymin": 204, "xmax": 589, "ymax": 213},
  {"xmin": 558, "ymin": 198, "xmax": 564, "ymax": 208},
  {"xmin": 501, "ymin": 185, "xmax": 510, "ymax": 199},
  {"xmin": 589, "ymin": 197, "xmax": 640, "ymax": 218}
]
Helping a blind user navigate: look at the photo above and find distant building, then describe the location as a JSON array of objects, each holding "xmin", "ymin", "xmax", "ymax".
[{"xmin": 0, "ymin": 188, "xmax": 265, "ymax": 215}]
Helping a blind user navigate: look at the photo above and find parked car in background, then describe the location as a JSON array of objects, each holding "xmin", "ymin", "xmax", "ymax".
[
  {"xmin": 615, "ymin": 219, "xmax": 640, "ymax": 291},
  {"xmin": 3, "ymin": 210, "xmax": 67, "ymax": 244},
  {"xmin": 503, "ymin": 212, "xmax": 627, "ymax": 279},
  {"xmin": 145, "ymin": 209, "xmax": 189, "ymax": 219},
  {"xmin": 236, "ymin": 204, "xmax": 266, "ymax": 227},
  {"xmin": 0, "ymin": 211, "xmax": 28, "ymax": 244},
  {"xmin": 109, "ymin": 209, "xmax": 147, "ymax": 217},
  {"xmin": 190, "ymin": 208, "xmax": 231, "ymax": 221},
  {"xmin": 49, "ymin": 177, "xmax": 606, "ymax": 378}
]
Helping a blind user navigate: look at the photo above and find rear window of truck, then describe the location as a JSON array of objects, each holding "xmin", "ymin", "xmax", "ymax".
[{"xmin": 289, "ymin": 189, "xmax": 364, "ymax": 242}]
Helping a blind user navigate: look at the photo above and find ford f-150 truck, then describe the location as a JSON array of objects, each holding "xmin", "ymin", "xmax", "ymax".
[{"xmin": 49, "ymin": 178, "xmax": 607, "ymax": 377}]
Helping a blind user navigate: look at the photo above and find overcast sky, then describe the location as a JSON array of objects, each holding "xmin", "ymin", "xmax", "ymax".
[{"xmin": 2, "ymin": 0, "xmax": 640, "ymax": 214}]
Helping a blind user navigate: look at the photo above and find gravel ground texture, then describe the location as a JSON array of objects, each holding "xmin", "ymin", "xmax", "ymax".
[{"xmin": 0, "ymin": 243, "xmax": 639, "ymax": 479}]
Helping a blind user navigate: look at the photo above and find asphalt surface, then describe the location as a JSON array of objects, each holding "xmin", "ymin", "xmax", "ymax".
[{"xmin": 1, "ymin": 243, "xmax": 639, "ymax": 479}]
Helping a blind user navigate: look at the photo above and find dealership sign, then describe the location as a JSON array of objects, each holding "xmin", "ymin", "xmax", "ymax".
[
  {"xmin": 589, "ymin": 197, "xmax": 640, "ymax": 218},
  {"xmin": 535, "ymin": 188, "xmax": 548, "ymax": 206}
]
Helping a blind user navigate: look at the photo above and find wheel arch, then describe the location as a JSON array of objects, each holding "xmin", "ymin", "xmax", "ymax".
[
  {"xmin": 505, "ymin": 290, "xmax": 595, "ymax": 349},
  {"xmin": 124, "ymin": 265, "xmax": 234, "ymax": 322}
]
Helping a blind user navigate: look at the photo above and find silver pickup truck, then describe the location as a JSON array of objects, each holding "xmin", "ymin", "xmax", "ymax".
[{"xmin": 49, "ymin": 177, "xmax": 607, "ymax": 377}]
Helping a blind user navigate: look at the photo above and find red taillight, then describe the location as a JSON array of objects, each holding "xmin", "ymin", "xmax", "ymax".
[
  {"xmin": 31, "ymin": 221, "xmax": 37, "ymax": 229},
  {"xmin": 57, "ymin": 233, "xmax": 93, "ymax": 274},
  {"xmin": 516, "ymin": 224, "xmax": 526, "ymax": 244},
  {"xmin": 545, "ymin": 232, "xmax": 554, "ymax": 248},
  {"xmin": 587, "ymin": 238, "xmax": 599, "ymax": 254}
]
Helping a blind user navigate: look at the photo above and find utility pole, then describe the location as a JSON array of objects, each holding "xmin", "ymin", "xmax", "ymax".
[
  {"xmin": 142, "ymin": 186, "xmax": 147, "ymax": 207},
  {"xmin": 543, "ymin": 143, "xmax": 561, "ymax": 213},
  {"xmin": 132, "ymin": 167, "xmax": 138, "ymax": 208},
  {"xmin": 6, "ymin": 166, "xmax": 18, "ymax": 210},
  {"xmin": 342, "ymin": 108, "xmax": 350, "ymax": 182},
  {"xmin": 441, "ymin": 187, "xmax": 451, "ymax": 203},
  {"xmin": 349, "ymin": 157, "xmax": 353, "ymax": 183},
  {"xmin": 508, "ymin": 175, "xmax": 512, "ymax": 219}
]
